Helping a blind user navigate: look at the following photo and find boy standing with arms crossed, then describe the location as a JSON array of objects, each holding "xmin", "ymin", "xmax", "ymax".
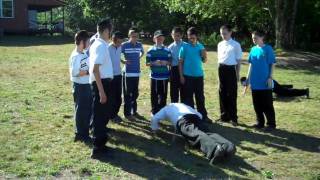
[
  {"xmin": 121, "ymin": 28, "xmax": 144, "ymax": 120},
  {"xmin": 146, "ymin": 30, "xmax": 172, "ymax": 115},
  {"xmin": 89, "ymin": 19, "xmax": 114, "ymax": 158},
  {"xmin": 179, "ymin": 27, "xmax": 209, "ymax": 121},
  {"xmin": 69, "ymin": 30, "xmax": 91, "ymax": 143}
]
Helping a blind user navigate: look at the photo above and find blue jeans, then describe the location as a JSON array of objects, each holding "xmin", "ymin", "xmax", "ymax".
[{"xmin": 73, "ymin": 82, "xmax": 93, "ymax": 138}]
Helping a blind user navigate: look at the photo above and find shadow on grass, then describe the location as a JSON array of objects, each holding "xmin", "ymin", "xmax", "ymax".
[
  {"xmin": 96, "ymin": 116, "xmax": 260, "ymax": 179},
  {"xmin": 207, "ymin": 123, "xmax": 320, "ymax": 153},
  {"xmin": 0, "ymin": 35, "xmax": 73, "ymax": 47}
]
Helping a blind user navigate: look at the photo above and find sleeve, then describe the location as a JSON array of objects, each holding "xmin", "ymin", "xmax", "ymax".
[
  {"xmin": 70, "ymin": 56, "xmax": 80, "ymax": 77},
  {"xmin": 236, "ymin": 43, "xmax": 243, "ymax": 61},
  {"xmin": 178, "ymin": 46, "xmax": 185, "ymax": 61},
  {"xmin": 150, "ymin": 107, "xmax": 167, "ymax": 130},
  {"xmin": 198, "ymin": 43, "xmax": 205, "ymax": 50},
  {"xmin": 91, "ymin": 44, "xmax": 106, "ymax": 65},
  {"xmin": 267, "ymin": 46, "xmax": 276, "ymax": 64}
]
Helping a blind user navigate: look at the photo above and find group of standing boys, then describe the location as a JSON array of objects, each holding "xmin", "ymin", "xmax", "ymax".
[{"xmin": 69, "ymin": 19, "xmax": 277, "ymax": 158}]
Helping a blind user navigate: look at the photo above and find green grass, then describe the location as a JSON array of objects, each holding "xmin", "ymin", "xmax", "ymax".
[{"xmin": 0, "ymin": 35, "xmax": 319, "ymax": 179}]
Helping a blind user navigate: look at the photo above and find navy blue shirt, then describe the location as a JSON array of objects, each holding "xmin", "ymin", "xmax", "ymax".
[{"xmin": 121, "ymin": 41, "xmax": 144, "ymax": 75}]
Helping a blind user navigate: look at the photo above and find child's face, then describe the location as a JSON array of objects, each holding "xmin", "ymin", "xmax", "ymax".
[
  {"xmin": 220, "ymin": 28, "xmax": 232, "ymax": 41},
  {"xmin": 154, "ymin": 36, "xmax": 165, "ymax": 45},
  {"xmin": 113, "ymin": 38, "xmax": 123, "ymax": 47},
  {"xmin": 252, "ymin": 34, "xmax": 264, "ymax": 45},
  {"xmin": 102, "ymin": 29, "xmax": 110, "ymax": 40},
  {"xmin": 171, "ymin": 32, "xmax": 182, "ymax": 42},
  {"xmin": 187, "ymin": 34, "xmax": 197, "ymax": 44},
  {"xmin": 80, "ymin": 39, "xmax": 90, "ymax": 50},
  {"xmin": 129, "ymin": 33, "xmax": 138, "ymax": 42}
]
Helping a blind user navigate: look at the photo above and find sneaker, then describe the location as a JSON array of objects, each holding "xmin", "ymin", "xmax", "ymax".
[
  {"xmin": 209, "ymin": 144, "xmax": 225, "ymax": 165},
  {"xmin": 252, "ymin": 124, "xmax": 264, "ymax": 129},
  {"xmin": 306, "ymin": 88, "xmax": 310, "ymax": 99},
  {"xmin": 111, "ymin": 115, "xmax": 123, "ymax": 123}
]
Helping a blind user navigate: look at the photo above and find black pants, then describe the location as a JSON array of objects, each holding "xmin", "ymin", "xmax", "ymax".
[
  {"xmin": 252, "ymin": 89, "xmax": 276, "ymax": 128},
  {"xmin": 73, "ymin": 83, "xmax": 92, "ymax": 138},
  {"xmin": 182, "ymin": 75, "xmax": 207, "ymax": 118},
  {"xmin": 177, "ymin": 114, "xmax": 236, "ymax": 161},
  {"xmin": 91, "ymin": 78, "xmax": 112, "ymax": 148},
  {"xmin": 218, "ymin": 64, "xmax": 238, "ymax": 122},
  {"xmin": 109, "ymin": 75, "xmax": 122, "ymax": 119},
  {"xmin": 274, "ymin": 84, "xmax": 307, "ymax": 97},
  {"xmin": 170, "ymin": 66, "xmax": 183, "ymax": 103},
  {"xmin": 151, "ymin": 79, "xmax": 168, "ymax": 114},
  {"xmin": 123, "ymin": 74, "xmax": 139, "ymax": 116}
]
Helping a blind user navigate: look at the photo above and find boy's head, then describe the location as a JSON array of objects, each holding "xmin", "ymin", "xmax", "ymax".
[
  {"xmin": 97, "ymin": 18, "xmax": 113, "ymax": 41},
  {"xmin": 187, "ymin": 27, "xmax": 198, "ymax": 44},
  {"xmin": 171, "ymin": 27, "xmax": 183, "ymax": 42},
  {"xmin": 75, "ymin": 30, "xmax": 90, "ymax": 50},
  {"xmin": 153, "ymin": 30, "xmax": 165, "ymax": 45},
  {"xmin": 220, "ymin": 24, "xmax": 232, "ymax": 41},
  {"xmin": 240, "ymin": 77, "xmax": 247, "ymax": 86},
  {"xmin": 128, "ymin": 28, "xmax": 139, "ymax": 43},
  {"xmin": 112, "ymin": 31, "xmax": 124, "ymax": 47},
  {"xmin": 251, "ymin": 30, "xmax": 265, "ymax": 45}
]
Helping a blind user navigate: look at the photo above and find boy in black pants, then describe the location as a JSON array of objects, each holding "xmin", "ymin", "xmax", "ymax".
[{"xmin": 89, "ymin": 19, "xmax": 114, "ymax": 158}]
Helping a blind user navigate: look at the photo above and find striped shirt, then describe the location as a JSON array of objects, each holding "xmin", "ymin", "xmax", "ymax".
[
  {"xmin": 146, "ymin": 45, "xmax": 172, "ymax": 80},
  {"xmin": 121, "ymin": 41, "xmax": 144, "ymax": 76}
]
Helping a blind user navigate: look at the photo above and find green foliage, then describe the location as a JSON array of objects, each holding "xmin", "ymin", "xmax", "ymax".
[{"xmin": 200, "ymin": 32, "xmax": 221, "ymax": 48}]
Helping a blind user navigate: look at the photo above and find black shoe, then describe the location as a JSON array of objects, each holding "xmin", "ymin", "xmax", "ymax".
[
  {"xmin": 306, "ymin": 88, "xmax": 310, "ymax": 99},
  {"xmin": 74, "ymin": 134, "xmax": 91, "ymax": 142},
  {"xmin": 216, "ymin": 118, "xmax": 230, "ymax": 123},
  {"xmin": 133, "ymin": 112, "xmax": 144, "ymax": 119},
  {"xmin": 209, "ymin": 144, "xmax": 225, "ymax": 165},
  {"xmin": 125, "ymin": 115, "xmax": 135, "ymax": 122},
  {"xmin": 91, "ymin": 146, "xmax": 108, "ymax": 159},
  {"xmin": 111, "ymin": 115, "xmax": 123, "ymax": 123},
  {"xmin": 231, "ymin": 121, "xmax": 238, "ymax": 127},
  {"xmin": 264, "ymin": 126, "xmax": 276, "ymax": 132},
  {"xmin": 252, "ymin": 124, "xmax": 264, "ymax": 129}
]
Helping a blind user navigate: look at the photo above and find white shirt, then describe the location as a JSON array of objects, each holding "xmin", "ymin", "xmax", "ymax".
[
  {"xmin": 69, "ymin": 49, "xmax": 90, "ymax": 84},
  {"xmin": 217, "ymin": 39, "xmax": 243, "ymax": 65},
  {"xmin": 150, "ymin": 103, "xmax": 203, "ymax": 130},
  {"xmin": 89, "ymin": 38, "xmax": 113, "ymax": 83}
]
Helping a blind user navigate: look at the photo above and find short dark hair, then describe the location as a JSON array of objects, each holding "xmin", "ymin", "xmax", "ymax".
[
  {"xmin": 172, "ymin": 27, "xmax": 183, "ymax": 34},
  {"xmin": 75, "ymin": 30, "xmax": 89, "ymax": 45},
  {"xmin": 220, "ymin": 24, "xmax": 233, "ymax": 32},
  {"xmin": 187, "ymin": 27, "xmax": 198, "ymax": 36},
  {"xmin": 97, "ymin": 19, "xmax": 112, "ymax": 34},
  {"xmin": 112, "ymin": 31, "xmax": 124, "ymax": 40},
  {"xmin": 252, "ymin": 30, "xmax": 265, "ymax": 37},
  {"xmin": 128, "ymin": 27, "xmax": 138, "ymax": 36}
]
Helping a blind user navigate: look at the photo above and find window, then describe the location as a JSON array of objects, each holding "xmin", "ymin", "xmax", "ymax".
[{"xmin": 0, "ymin": 0, "xmax": 14, "ymax": 18}]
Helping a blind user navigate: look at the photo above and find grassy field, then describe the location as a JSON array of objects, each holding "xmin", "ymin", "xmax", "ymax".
[{"xmin": 0, "ymin": 35, "xmax": 319, "ymax": 179}]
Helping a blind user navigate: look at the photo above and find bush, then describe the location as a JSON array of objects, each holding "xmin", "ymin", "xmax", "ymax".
[{"xmin": 200, "ymin": 32, "xmax": 222, "ymax": 48}]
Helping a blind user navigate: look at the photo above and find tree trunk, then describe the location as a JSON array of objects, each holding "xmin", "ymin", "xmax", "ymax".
[{"xmin": 275, "ymin": 0, "xmax": 299, "ymax": 49}]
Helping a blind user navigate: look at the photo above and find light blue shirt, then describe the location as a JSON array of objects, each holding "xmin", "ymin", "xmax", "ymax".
[
  {"xmin": 168, "ymin": 40, "xmax": 186, "ymax": 67},
  {"xmin": 108, "ymin": 43, "xmax": 122, "ymax": 76},
  {"xmin": 179, "ymin": 42, "xmax": 205, "ymax": 77},
  {"xmin": 248, "ymin": 44, "xmax": 276, "ymax": 90}
]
